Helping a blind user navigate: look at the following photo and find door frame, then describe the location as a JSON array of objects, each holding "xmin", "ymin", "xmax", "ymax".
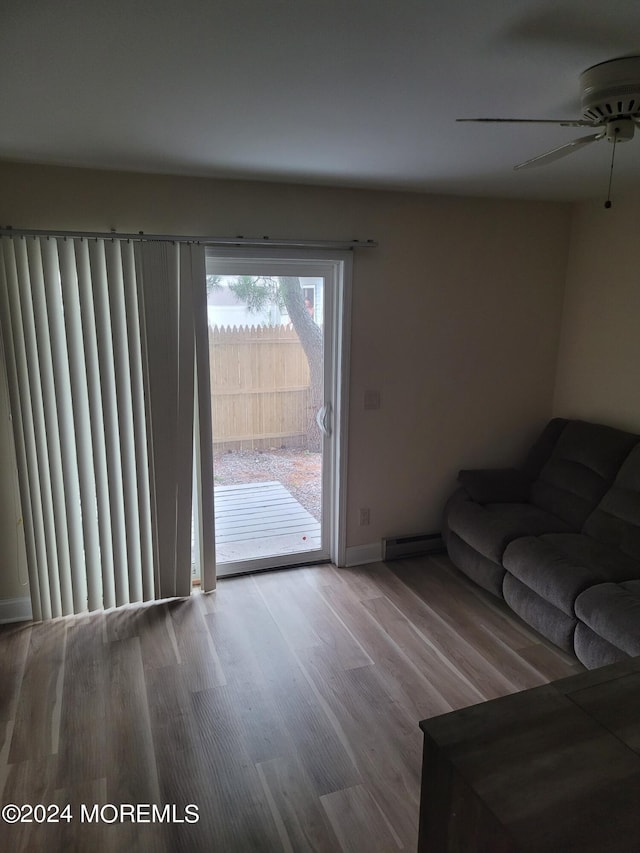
[{"xmin": 204, "ymin": 247, "xmax": 352, "ymax": 575}]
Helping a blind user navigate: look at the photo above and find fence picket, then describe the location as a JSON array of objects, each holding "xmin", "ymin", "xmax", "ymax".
[{"xmin": 209, "ymin": 324, "xmax": 311, "ymax": 451}]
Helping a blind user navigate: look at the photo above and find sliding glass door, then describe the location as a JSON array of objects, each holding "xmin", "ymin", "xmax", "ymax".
[{"xmin": 199, "ymin": 250, "xmax": 350, "ymax": 577}]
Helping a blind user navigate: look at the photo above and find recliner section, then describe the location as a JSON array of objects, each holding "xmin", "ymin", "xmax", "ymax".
[{"xmin": 444, "ymin": 418, "xmax": 640, "ymax": 669}]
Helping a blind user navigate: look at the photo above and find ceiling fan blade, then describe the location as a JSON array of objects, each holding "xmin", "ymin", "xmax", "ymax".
[
  {"xmin": 457, "ymin": 118, "xmax": 593, "ymax": 127},
  {"xmin": 513, "ymin": 132, "xmax": 605, "ymax": 170}
]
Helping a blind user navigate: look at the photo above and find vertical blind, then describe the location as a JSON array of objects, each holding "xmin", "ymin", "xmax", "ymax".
[{"xmin": 0, "ymin": 235, "xmax": 215, "ymax": 621}]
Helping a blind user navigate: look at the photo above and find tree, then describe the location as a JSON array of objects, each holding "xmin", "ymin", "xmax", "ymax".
[{"xmin": 228, "ymin": 276, "xmax": 324, "ymax": 451}]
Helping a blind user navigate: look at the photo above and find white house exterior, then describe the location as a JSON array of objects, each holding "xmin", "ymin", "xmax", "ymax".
[{"xmin": 207, "ymin": 276, "xmax": 324, "ymax": 328}]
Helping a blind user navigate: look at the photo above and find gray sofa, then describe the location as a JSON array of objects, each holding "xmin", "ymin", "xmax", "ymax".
[{"xmin": 443, "ymin": 418, "xmax": 640, "ymax": 669}]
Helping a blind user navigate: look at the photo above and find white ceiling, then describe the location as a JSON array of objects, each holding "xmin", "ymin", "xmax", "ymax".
[{"xmin": 2, "ymin": 0, "xmax": 640, "ymax": 201}]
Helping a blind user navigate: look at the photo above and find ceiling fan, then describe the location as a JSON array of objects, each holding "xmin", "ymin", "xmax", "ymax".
[{"xmin": 458, "ymin": 56, "xmax": 640, "ymax": 202}]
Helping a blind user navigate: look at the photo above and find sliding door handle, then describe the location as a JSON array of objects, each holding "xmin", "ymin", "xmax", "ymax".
[{"xmin": 315, "ymin": 403, "xmax": 332, "ymax": 437}]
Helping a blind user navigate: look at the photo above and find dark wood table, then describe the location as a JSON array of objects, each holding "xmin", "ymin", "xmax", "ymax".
[{"xmin": 418, "ymin": 656, "xmax": 640, "ymax": 852}]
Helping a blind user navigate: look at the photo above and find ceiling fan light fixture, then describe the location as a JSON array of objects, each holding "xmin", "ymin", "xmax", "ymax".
[{"xmin": 580, "ymin": 56, "xmax": 640, "ymax": 122}]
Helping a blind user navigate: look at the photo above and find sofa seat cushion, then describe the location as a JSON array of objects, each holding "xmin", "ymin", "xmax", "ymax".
[
  {"xmin": 573, "ymin": 623, "xmax": 630, "ymax": 669},
  {"xmin": 446, "ymin": 499, "xmax": 571, "ymax": 565},
  {"xmin": 502, "ymin": 574, "xmax": 577, "ymax": 654},
  {"xmin": 446, "ymin": 531, "xmax": 505, "ymax": 598},
  {"xmin": 574, "ymin": 580, "xmax": 640, "ymax": 658},
  {"xmin": 503, "ymin": 534, "xmax": 640, "ymax": 617}
]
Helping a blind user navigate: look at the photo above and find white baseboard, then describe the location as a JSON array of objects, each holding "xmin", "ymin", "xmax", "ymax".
[
  {"xmin": 0, "ymin": 596, "xmax": 33, "ymax": 624},
  {"xmin": 344, "ymin": 542, "xmax": 382, "ymax": 567}
]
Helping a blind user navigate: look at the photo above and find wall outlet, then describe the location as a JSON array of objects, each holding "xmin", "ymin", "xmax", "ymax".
[{"xmin": 359, "ymin": 508, "xmax": 370, "ymax": 526}]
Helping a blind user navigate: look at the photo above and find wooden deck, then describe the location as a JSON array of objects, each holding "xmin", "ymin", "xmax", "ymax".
[{"xmin": 214, "ymin": 481, "xmax": 321, "ymax": 563}]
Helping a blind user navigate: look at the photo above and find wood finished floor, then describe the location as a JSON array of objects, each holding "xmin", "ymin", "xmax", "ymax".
[{"xmin": 0, "ymin": 556, "xmax": 583, "ymax": 852}]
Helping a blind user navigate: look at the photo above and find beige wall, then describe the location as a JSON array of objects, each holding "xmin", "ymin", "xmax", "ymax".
[
  {"xmin": 0, "ymin": 161, "xmax": 571, "ymax": 601},
  {"xmin": 553, "ymin": 196, "xmax": 640, "ymax": 433}
]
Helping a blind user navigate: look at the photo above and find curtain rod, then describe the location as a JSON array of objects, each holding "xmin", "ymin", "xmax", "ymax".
[{"xmin": 0, "ymin": 226, "xmax": 377, "ymax": 250}]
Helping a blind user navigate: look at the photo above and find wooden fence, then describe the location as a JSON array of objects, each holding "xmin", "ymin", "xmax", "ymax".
[{"xmin": 209, "ymin": 325, "xmax": 311, "ymax": 451}]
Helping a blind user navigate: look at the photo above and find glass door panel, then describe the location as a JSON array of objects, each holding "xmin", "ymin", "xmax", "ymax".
[{"xmin": 204, "ymin": 260, "xmax": 334, "ymax": 576}]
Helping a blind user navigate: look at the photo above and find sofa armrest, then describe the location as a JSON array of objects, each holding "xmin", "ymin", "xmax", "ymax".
[{"xmin": 457, "ymin": 468, "xmax": 531, "ymax": 504}]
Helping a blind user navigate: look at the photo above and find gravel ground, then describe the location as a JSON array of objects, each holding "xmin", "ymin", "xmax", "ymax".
[{"xmin": 213, "ymin": 449, "xmax": 322, "ymax": 521}]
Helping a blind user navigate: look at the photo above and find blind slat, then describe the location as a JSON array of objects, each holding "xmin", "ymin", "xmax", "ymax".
[
  {"xmin": 76, "ymin": 240, "xmax": 116, "ymax": 610},
  {"xmin": 191, "ymin": 244, "xmax": 216, "ymax": 593},
  {"xmin": 106, "ymin": 240, "xmax": 143, "ymax": 603},
  {"xmin": 175, "ymin": 245, "xmax": 196, "ymax": 598},
  {"xmin": 89, "ymin": 240, "xmax": 129, "ymax": 608},
  {"xmin": 42, "ymin": 238, "xmax": 87, "ymax": 614},
  {"xmin": 136, "ymin": 242, "xmax": 180, "ymax": 598},
  {"xmin": 122, "ymin": 241, "xmax": 154, "ymax": 601},
  {"xmin": 0, "ymin": 240, "xmax": 44, "ymax": 620},
  {"xmin": 58, "ymin": 239, "xmax": 103, "ymax": 611}
]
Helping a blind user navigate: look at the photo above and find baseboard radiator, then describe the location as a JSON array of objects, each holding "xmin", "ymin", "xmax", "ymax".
[{"xmin": 381, "ymin": 532, "xmax": 445, "ymax": 561}]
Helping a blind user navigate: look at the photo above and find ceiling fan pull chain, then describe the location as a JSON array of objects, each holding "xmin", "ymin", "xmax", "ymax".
[{"xmin": 605, "ymin": 129, "xmax": 619, "ymax": 209}]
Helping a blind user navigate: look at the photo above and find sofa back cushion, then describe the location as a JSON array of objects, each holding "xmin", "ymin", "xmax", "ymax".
[
  {"xmin": 530, "ymin": 421, "xmax": 638, "ymax": 530},
  {"xmin": 521, "ymin": 418, "xmax": 568, "ymax": 479},
  {"xmin": 583, "ymin": 443, "xmax": 640, "ymax": 561}
]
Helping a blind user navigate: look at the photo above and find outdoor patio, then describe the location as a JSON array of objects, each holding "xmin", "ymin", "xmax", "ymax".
[{"xmin": 214, "ymin": 480, "xmax": 321, "ymax": 563}]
